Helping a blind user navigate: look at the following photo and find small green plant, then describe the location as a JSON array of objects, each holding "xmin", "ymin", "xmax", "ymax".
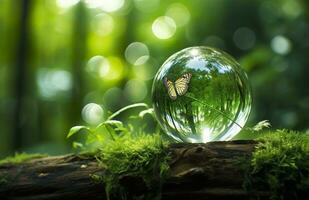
[
  {"xmin": 67, "ymin": 103, "xmax": 170, "ymax": 200},
  {"xmin": 243, "ymin": 129, "xmax": 309, "ymax": 199},
  {"xmin": 67, "ymin": 103, "xmax": 160, "ymax": 150}
]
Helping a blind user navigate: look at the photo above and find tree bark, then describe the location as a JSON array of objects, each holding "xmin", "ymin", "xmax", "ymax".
[{"xmin": 0, "ymin": 140, "xmax": 273, "ymax": 200}]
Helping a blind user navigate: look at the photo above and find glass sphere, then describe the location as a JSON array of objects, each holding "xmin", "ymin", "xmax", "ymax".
[{"xmin": 152, "ymin": 46, "xmax": 252, "ymax": 143}]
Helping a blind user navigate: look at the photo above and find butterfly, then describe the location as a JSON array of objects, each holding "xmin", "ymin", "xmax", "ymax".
[{"xmin": 163, "ymin": 73, "xmax": 192, "ymax": 100}]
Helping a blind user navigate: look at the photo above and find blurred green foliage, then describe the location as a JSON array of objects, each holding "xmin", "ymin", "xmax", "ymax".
[{"xmin": 0, "ymin": 0, "xmax": 308, "ymax": 158}]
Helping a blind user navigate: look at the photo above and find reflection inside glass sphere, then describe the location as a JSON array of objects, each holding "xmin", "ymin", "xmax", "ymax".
[{"xmin": 152, "ymin": 46, "xmax": 252, "ymax": 143}]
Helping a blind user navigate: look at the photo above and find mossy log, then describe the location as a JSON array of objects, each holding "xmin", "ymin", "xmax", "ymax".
[{"xmin": 0, "ymin": 140, "xmax": 273, "ymax": 200}]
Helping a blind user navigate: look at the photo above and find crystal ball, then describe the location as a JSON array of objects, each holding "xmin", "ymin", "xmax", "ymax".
[{"xmin": 152, "ymin": 46, "xmax": 252, "ymax": 143}]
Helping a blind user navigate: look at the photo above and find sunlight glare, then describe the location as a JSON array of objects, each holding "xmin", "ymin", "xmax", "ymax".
[{"xmin": 152, "ymin": 16, "xmax": 176, "ymax": 39}]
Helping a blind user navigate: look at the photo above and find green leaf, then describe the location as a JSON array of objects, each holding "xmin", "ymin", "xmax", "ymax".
[
  {"xmin": 72, "ymin": 142, "xmax": 83, "ymax": 149},
  {"xmin": 96, "ymin": 120, "xmax": 123, "ymax": 130},
  {"xmin": 139, "ymin": 108, "xmax": 154, "ymax": 118},
  {"xmin": 103, "ymin": 120, "xmax": 124, "ymax": 127},
  {"xmin": 107, "ymin": 103, "xmax": 148, "ymax": 120},
  {"xmin": 67, "ymin": 126, "xmax": 90, "ymax": 138},
  {"xmin": 95, "ymin": 120, "xmax": 125, "ymax": 141}
]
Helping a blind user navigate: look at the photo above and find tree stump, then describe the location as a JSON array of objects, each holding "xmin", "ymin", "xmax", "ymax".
[{"xmin": 0, "ymin": 140, "xmax": 270, "ymax": 200}]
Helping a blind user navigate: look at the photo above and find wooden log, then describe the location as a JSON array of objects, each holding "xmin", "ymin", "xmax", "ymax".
[{"xmin": 0, "ymin": 140, "xmax": 267, "ymax": 200}]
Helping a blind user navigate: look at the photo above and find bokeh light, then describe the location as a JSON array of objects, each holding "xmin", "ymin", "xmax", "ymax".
[
  {"xmin": 233, "ymin": 27, "xmax": 256, "ymax": 50},
  {"xmin": 86, "ymin": 55, "xmax": 124, "ymax": 81},
  {"xmin": 84, "ymin": 0, "xmax": 101, "ymax": 8},
  {"xmin": 86, "ymin": 55, "xmax": 110, "ymax": 76},
  {"xmin": 85, "ymin": 0, "xmax": 124, "ymax": 12},
  {"xmin": 37, "ymin": 69, "xmax": 72, "ymax": 99},
  {"xmin": 166, "ymin": 3, "xmax": 190, "ymax": 27},
  {"xmin": 271, "ymin": 35, "xmax": 291, "ymax": 55},
  {"xmin": 91, "ymin": 13, "xmax": 114, "ymax": 36},
  {"xmin": 203, "ymin": 35, "xmax": 225, "ymax": 49},
  {"xmin": 152, "ymin": 16, "xmax": 176, "ymax": 39},
  {"xmin": 100, "ymin": 0, "xmax": 124, "ymax": 12},
  {"xmin": 125, "ymin": 42, "xmax": 149, "ymax": 65},
  {"xmin": 81, "ymin": 103, "xmax": 104, "ymax": 125},
  {"xmin": 56, "ymin": 0, "xmax": 80, "ymax": 9}
]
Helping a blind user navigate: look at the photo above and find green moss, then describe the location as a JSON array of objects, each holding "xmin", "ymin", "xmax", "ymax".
[
  {"xmin": 68, "ymin": 103, "xmax": 170, "ymax": 199},
  {"xmin": 95, "ymin": 133, "xmax": 170, "ymax": 200},
  {"xmin": 89, "ymin": 173, "xmax": 104, "ymax": 183},
  {"xmin": 242, "ymin": 129, "xmax": 309, "ymax": 199},
  {"xmin": 0, "ymin": 152, "xmax": 47, "ymax": 165}
]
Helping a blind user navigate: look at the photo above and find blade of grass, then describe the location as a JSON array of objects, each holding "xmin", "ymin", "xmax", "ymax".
[{"xmin": 107, "ymin": 103, "xmax": 149, "ymax": 120}]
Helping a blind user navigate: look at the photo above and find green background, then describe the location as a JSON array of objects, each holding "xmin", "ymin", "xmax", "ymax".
[{"xmin": 0, "ymin": 0, "xmax": 308, "ymax": 158}]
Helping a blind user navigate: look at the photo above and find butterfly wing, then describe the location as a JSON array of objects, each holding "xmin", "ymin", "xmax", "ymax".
[
  {"xmin": 164, "ymin": 77, "xmax": 177, "ymax": 100},
  {"xmin": 175, "ymin": 73, "xmax": 192, "ymax": 96}
]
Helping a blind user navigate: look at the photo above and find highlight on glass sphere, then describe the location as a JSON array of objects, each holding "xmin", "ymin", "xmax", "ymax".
[{"xmin": 152, "ymin": 46, "xmax": 252, "ymax": 143}]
